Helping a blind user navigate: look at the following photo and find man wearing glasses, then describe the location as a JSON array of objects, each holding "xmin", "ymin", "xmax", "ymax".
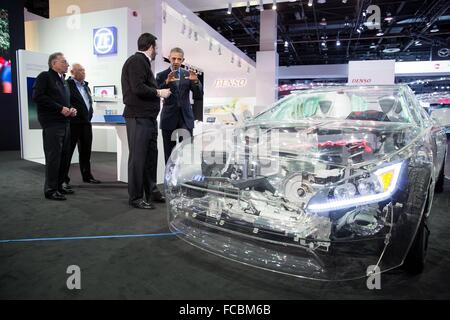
[{"xmin": 33, "ymin": 52, "xmax": 77, "ymax": 200}]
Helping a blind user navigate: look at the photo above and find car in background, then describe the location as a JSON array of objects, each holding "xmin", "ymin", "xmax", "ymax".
[{"xmin": 165, "ymin": 85, "xmax": 447, "ymax": 280}]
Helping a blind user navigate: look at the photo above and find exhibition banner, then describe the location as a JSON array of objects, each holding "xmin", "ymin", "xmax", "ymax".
[{"xmin": 348, "ymin": 60, "xmax": 395, "ymax": 85}]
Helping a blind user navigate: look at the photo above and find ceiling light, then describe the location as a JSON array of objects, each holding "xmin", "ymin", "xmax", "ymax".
[
  {"xmin": 370, "ymin": 43, "xmax": 377, "ymax": 49},
  {"xmin": 272, "ymin": 0, "xmax": 277, "ymax": 10},
  {"xmin": 227, "ymin": 3, "xmax": 232, "ymax": 14},
  {"xmin": 342, "ymin": 0, "xmax": 347, "ymax": 3},
  {"xmin": 363, "ymin": 11, "xmax": 366, "ymax": 17},
  {"xmin": 384, "ymin": 12, "xmax": 393, "ymax": 22},
  {"xmin": 336, "ymin": 39, "xmax": 341, "ymax": 46},
  {"xmin": 246, "ymin": 1, "xmax": 250, "ymax": 13},
  {"xmin": 376, "ymin": 31, "xmax": 384, "ymax": 36},
  {"xmin": 308, "ymin": 0, "xmax": 313, "ymax": 7},
  {"xmin": 415, "ymin": 40, "xmax": 422, "ymax": 46},
  {"xmin": 318, "ymin": 0, "xmax": 326, "ymax": 3},
  {"xmin": 320, "ymin": 18, "xmax": 327, "ymax": 26},
  {"xmin": 430, "ymin": 25, "xmax": 439, "ymax": 33},
  {"xmin": 383, "ymin": 48, "xmax": 400, "ymax": 53},
  {"xmin": 284, "ymin": 40, "xmax": 289, "ymax": 47},
  {"xmin": 260, "ymin": 0, "xmax": 264, "ymax": 11}
]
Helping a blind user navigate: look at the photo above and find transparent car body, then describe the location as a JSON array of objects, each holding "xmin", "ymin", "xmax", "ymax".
[{"xmin": 165, "ymin": 85, "xmax": 447, "ymax": 280}]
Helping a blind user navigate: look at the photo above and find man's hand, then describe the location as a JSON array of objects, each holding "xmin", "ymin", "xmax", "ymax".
[
  {"xmin": 157, "ymin": 89, "xmax": 172, "ymax": 99},
  {"xmin": 61, "ymin": 106, "xmax": 71, "ymax": 117},
  {"xmin": 165, "ymin": 70, "xmax": 179, "ymax": 85},
  {"xmin": 185, "ymin": 70, "xmax": 199, "ymax": 82},
  {"xmin": 69, "ymin": 108, "xmax": 77, "ymax": 117}
]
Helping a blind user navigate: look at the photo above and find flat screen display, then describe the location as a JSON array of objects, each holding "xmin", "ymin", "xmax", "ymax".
[
  {"xmin": 0, "ymin": 9, "xmax": 11, "ymax": 94},
  {"xmin": 93, "ymin": 85, "xmax": 115, "ymax": 98}
]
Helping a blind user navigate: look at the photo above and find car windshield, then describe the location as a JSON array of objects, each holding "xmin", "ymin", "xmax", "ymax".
[{"xmin": 254, "ymin": 85, "xmax": 417, "ymax": 124}]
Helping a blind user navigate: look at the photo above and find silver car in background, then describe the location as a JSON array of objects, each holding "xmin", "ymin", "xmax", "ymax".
[{"xmin": 165, "ymin": 85, "xmax": 447, "ymax": 280}]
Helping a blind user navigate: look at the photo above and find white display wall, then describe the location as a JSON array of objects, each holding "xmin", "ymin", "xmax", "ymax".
[{"xmin": 25, "ymin": 7, "xmax": 141, "ymax": 153}]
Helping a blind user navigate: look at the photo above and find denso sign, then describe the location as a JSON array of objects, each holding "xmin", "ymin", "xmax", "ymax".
[
  {"xmin": 351, "ymin": 78, "xmax": 373, "ymax": 84},
  {"xmin": 215, "ymin": 79, "xmax": 248, "ymax": 88}
]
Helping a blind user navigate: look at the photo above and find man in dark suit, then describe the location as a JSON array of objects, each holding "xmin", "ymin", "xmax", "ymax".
[
  {"xmin": 33, "ymin": 52, "xmax": 77, "ymax": 200},
  {"xmin": 121, "ymin": 33, "xmax": 171, "ymax": 209},
  {"xmin": 64, "ymin": 63, "xmax": 101, "ymax": 186},
  {"xmin": 156, "ymin": 48, "xmax": 203, "ymax": 163}
]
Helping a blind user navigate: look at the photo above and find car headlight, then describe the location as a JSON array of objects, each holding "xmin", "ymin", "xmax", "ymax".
[{"xmin": 307, "ymin": 161, "xmax": 404, "ymax": 213}]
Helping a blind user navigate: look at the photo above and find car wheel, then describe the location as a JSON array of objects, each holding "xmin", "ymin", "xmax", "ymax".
[
  {"xmin": 403, "ymin": 215, "xmax": 430, "ymax": 274},
  {"xmin": 435, "ymin": 157, "xmax": 446, "ymax": 193},
  {"xmin": 402, "ymin": 168, "xmax": 431, "ymax": 274}
]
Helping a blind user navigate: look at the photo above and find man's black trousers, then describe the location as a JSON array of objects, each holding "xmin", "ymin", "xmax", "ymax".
[
  {"xmin": 42, "ymin": 123, "xmax": 71, "ymax": 195},
  {"xmin": 65, "ymin": 123, "xmax": 94, "ymax": 182},
  {"xmin": 125, "ymin": 117, "xmax": 159, "ymax": 203}
]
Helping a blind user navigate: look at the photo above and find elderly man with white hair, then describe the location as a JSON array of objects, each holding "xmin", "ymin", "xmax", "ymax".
[{"xmin": 64, "ymin": 63, "xmax": 101, "ymax": 187}]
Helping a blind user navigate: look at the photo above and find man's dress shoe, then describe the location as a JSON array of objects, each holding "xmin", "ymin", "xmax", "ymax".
[
  {"xmin": 130, "ymin": 200, "xmax": 155, "ymax": 210},
  {"xmin": 45, "ymin": 192, "xmax": 67, "ymax": 201},
  {"xmin": 83, "ymin": 178, "xmax": 101, "ymax": 184}
]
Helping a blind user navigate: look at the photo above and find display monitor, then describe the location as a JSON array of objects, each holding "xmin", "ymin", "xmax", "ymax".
[
  {"xmin": 93, "ymin": 85, "xmax": 116, "ymax": 98},
  {"xmin": 0, "ymin": 9, "xmax": 12, "ymax": 94}
]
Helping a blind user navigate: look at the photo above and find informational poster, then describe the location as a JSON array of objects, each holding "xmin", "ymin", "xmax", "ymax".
[
  {"xmin": 348, "ymin": 60, "xmax": 395, "ymax": 85},
  {"xmin": 26, "ymin": 77, "xmax": 40, "ymax": 129}
]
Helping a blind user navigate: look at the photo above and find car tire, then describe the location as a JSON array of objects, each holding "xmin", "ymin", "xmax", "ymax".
[
  {"xmin": 402, "ymin": 168, "xmax": 431, "ymax": 274},
  {"xmin": 403, "ymin": 215, "xmax": 430, "ymax": 274},
  {"xmin": 435, "ymin": 158, "xmax": 445, "ymax": 193}
]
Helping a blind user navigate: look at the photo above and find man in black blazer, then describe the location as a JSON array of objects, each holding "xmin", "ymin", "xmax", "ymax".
[
  {"xmin": 32, "ymin": 52, "xmax": 77, "ymax": 200},
  {"xmin": 156, "ymin": 48, "xmax": 203, "ymax": 163},
  {"xmin": 121, "ymin": 33, "xmax": 171, "ymax": 209},
  {"xmin": 64, "ymin": 63, "xmax": 100, "ymax": 186}
]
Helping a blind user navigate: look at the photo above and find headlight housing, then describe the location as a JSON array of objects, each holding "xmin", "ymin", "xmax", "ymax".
[{"xmin": 307, "ymin": 161, "xmax": 405, "ymax": 213}]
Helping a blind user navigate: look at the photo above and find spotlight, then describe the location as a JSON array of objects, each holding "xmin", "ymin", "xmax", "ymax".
[
  {"xmin": 227, "ymin": 3, "xmax": 232, "ymax": 14},
  {"xmin": 272, "ymin": 0, "xmax": 277, "ymax": 11},
  {"xmin": 376, "ymin": 31, "xmax": 384, "ymax": 36},
  {"xmin": 320, "ymin": 18, "xmax": 327, "ymax": 26},
  {"xmin": 430, "ymin": 25, "xmax": 439, "ymax": 33},
  {"xmin": 308, "ymin": 0, "xmax": 313, "ymax": 7},
  {"xmin": 415, "ymin": 40, "xmax": 422, "ymax": 46},
  {"xmin": 384, "ymin": 12, "xmax": 393, "ymax": 22},
  {"xmin": 246, "ymin": 1, "xmax": 250, "ymax": 13},
  {"xmin": 342, "ymin": 0, "xmax": 347, "ymax": 3},
  {"xmin": 336, "ymin": 39, "xmax": 341, "ymax": 46},
  {"xmin": 284, "ymin": 40, "xmax": 289, "ymax": 47},
  {"xmin": 260, "ymin": 0, "xmax": 264, "ymax": 11}
]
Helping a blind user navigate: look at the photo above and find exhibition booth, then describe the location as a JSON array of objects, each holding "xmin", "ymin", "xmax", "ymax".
[
  {"xmin": 18, "ymin": 0, "xmax": 256, "ymax": 183},
  {"xmin": 16, "ymin": 0, "xmax": 450, "ymax": 184}
]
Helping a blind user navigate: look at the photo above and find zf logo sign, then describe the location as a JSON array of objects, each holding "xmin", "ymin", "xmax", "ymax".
[{"xmin": 93, "ymin": 27, "xmax": 117, "ymax": 55}]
